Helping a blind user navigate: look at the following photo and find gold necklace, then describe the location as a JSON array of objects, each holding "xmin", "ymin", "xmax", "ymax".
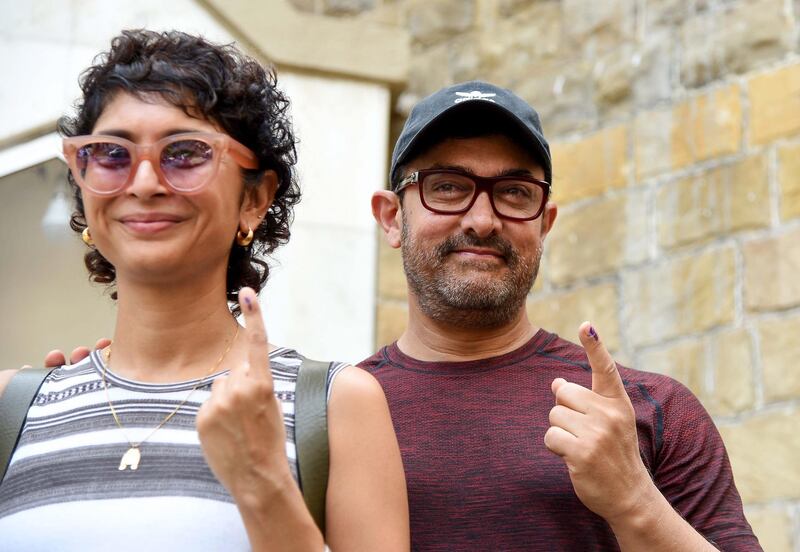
[{"xmin": 101, "ymin": 325, "xmax": 240, "ymax": 471}]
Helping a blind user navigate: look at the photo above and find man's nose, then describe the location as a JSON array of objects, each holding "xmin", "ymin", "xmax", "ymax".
[{"xmin": 460, "ymin": 190, "xmax": 502, "ymax": 238}]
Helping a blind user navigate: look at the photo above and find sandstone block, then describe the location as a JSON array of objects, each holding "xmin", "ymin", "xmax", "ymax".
[
  {"xmin": 406, "ymin": 42, "xmax": 452, "ymax": 99},
  {"xmin": 681, "ymin": 0, "xmax": 793, "ymax": 88},
  {"xmin": 634, "ymin": 107, "xmax": 673, "ymax": 179},
  {"xmin": 636, "ymin": 329, "xmax": 755, "ymax": 415},
  {"xmin": 636, "ymin": 85, "xmax": 742, "ymax": 179},
  {"xmin": 550, "ymin": 125, "xmax": 629, "ymax": 205},
  {"xmin": 637, "ymin": 339, "xmax": 706, "ymax": 401},
  {"xmin": 321, "ymin": 0, "xmax": 376, "ymax": 16},
  {"xmin": 526, "ymin": 282, "xmax": 620, "ymax": 353},
  {"xmin": 633, "ymin": 31, "xmax": 673, "ymax": 107},
  {"xmin": 377, "ymin": 235, "xmax": 407, "ymax": 301},
  {"xmin": 498, "ymin": 0, "xmax": 542, "ymax": 18},
  {"xmin": 643, "ymin": 0, "xmax": 691, "ymax": 27},
  {"xmin": 710, "ymin": 328, "xmax": 755, "ymax": 416},
  {"xmin": 547, "ymin": 192, "xmax": 649, "ymax": 286},
  {"xmin": 594, "ymin": 46, "xmax": 634, "ymax": 108},
  {"xmin": 758, "ymin": 315, "xmax": 800, "ymax": 403},
  {"xmin": 407, "ymin": 0, "xmax": 475, "ymax": 47},
  {"xmin": 563, "ymin": 0, "xmax": 635, "ymax": 53},
  {"xmin": 623, "ymin": 248, "xmax": 736, "ymax": 347},
  {"xmin": 719, "ymin": 408, "xmax": 800, "ymax": 502},
  {"xmin": 657, "ymin": 154, "xmax": 769, "ymax": 249},
  {"xmin": 748, "ymin": 63, "xmax": 800, "ymax": 145},
  {"xmin": 778, "ymin": 142, "xmax": 800, "ymax": 221},
  {"xmin": 375, "ymin": 301, "xmax": 407, "ymax": 349},
  {"xmin": 743, "ymin": 506, "xmax": 793, "ymax": 552},
  {"xmin": 744, "ymin": 227, "xmax": 800, "ymax": 312},
  {"xmin": 671, "ymin": 85, "xmax": 742, "ymax": 169},
  {"xmin": 720, "ymin": 0, "xmax": 794, "ymax": 75},
  {"xmin": 359, "ymin": 2, "xmax": 404, "ymax": 25},
  {"xmin": 514, "ymin": 60, "xmax": 597, "ymax": 137},
  {"xmin": 492, "ymin": 2, "xmax": 564, "ymax": 69},
  {"xmin": 288, "ymin": 0, "xmax": 316, "ymax": 12}
]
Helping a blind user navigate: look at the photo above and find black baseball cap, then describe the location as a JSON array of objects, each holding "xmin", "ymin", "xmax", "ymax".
[{"xmin": 390, "ymin": 80, "xmax": 552, "ymax": 187}]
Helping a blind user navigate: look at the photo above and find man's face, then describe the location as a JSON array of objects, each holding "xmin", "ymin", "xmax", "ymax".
[{"xmin": 399, "ymin": 134, "xmax": 556, "ymax": 329}]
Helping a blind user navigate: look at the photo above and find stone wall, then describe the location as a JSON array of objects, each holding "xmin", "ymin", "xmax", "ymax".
[{"xmin": 293, "ymin": 0, "xmax": 800, "ymax": 545}]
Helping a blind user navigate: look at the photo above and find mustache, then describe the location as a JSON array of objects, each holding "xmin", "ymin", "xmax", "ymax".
[{"xmin": 436, "ymin": 234, "xmax": 515, "ymax": 260}]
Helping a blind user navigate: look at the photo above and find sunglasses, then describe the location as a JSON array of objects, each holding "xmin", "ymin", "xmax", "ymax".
[{"xmin": 62, "ymin": 132, "xmax": 258, "ymax": 196}]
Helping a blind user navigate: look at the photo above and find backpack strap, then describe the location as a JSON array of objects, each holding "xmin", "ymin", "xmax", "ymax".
[
  {"xmin": 294, "ymin": 357, "xmax": 331, "ymax": 535},
  {"xmin": 0, "ymin": 368, "xmax": 53, "ymax": 482}
]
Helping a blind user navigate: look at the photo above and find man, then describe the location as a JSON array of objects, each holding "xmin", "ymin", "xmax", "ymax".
[
  {"xmin": 364, "ymin": 81, "xmax": 760, "ymax": 550},
  {"xmin": 38, "ymin": 81, "xmax": 759, "ymax": 550}
]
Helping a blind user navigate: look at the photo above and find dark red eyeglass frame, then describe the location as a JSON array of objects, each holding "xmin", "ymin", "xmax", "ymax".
[{"xmin": 395, "ymin": 168, "xmax": 552, "ymax": 221}]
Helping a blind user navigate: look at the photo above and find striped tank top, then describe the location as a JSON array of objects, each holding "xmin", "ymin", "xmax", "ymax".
[{"xmin": 0, "ymin": 347, "xmax": 346, "ymax": 551}]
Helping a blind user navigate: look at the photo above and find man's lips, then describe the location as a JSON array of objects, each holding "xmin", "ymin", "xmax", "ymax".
[{"xmin": 450, "ymin": 247, "xmax": 506, "ymax": 261}]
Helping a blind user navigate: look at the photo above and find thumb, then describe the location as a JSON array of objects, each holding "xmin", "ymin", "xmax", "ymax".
[{"xmin": 578, "ymin": 321, "xmax": 626, "ymax": 398}]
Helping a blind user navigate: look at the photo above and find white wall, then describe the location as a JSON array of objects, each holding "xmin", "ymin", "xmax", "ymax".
[
  {"xmin": 0, "ymin": 0, "xmax": 388, "ymax": 364},
  {"xmin": 266, "ymin": 74, "xmax": 387, "ymax": 363}
]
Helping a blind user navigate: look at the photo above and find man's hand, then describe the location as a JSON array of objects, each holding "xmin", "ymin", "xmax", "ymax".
[
  {"xmin": 544, "ymin": 321, "xmax": 655, "ymax": 525},
  {"xmin": 43, "ymin": 338, "xmax": 111, "ymax": 368}
]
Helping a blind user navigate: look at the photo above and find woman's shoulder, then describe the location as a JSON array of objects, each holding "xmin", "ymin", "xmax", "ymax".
[
  {"xmin": 328, "ymin": 365, "xmax": 388, "ymax": 410},
  {"xmin": 269, "ymin": 347, "xmax": 352, "ymax": 393},
  {"xmin": 270, "ymin": 345, "xmax": 386, "ymax": 406}
]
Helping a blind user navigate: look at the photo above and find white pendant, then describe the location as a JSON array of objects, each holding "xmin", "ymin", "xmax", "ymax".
[{"xmin": 118, "ymin": 446, "xmax": 141, "ymax": 471}]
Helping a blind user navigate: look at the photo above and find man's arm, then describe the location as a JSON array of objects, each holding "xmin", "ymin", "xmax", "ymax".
[{"xmin": 544, "ymin": 322, "xmax": 740, "ymax": 551}]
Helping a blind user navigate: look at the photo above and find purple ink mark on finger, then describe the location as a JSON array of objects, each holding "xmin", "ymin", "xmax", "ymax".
[
  {"xmin": 244, "ymin": 296, "xmax": 253, "ymax": 311},
  {"xmin": 588, "ymin": 326, "xmax": 599, "ymax": 342}
]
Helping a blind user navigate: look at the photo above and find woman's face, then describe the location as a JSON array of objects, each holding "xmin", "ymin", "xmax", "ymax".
[{"xmin": 82, "ymin": 91, "xmax": 270, "ymax": 289}]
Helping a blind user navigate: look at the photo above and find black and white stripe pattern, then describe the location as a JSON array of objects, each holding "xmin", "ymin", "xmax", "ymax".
[{"xmin": 0, "ymin": 348, "xmax": 346, "ymax": 551}]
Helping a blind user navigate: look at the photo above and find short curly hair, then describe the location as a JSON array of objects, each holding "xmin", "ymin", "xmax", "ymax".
[{"xmin": 58, "ymin": 29, "xmax": 299, "ymax": 314}]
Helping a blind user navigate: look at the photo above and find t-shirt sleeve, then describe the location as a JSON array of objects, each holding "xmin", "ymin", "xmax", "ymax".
[{"xmin": 650, "ymin": 380, "xmax": 762, "ymax": 551}]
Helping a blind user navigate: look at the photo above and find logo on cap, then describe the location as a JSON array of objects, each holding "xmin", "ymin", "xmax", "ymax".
[{"xmin": 454, "ymin": 91, "xmax": 496, "ymax": 104}]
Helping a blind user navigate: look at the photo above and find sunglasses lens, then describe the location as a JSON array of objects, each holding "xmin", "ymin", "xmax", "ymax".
[
  {"xmin": 160, "ymin": 139, "xmax": 214, "ymax": 191},
  {"xmin": 76, "ymin": 142, "xmax": 132, "ymax": 193}
]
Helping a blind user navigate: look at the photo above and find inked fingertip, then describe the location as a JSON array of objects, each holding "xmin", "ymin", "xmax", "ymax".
[{"xmin": 588, "ymin": 325, "xmax": 599, "ymax": 342}]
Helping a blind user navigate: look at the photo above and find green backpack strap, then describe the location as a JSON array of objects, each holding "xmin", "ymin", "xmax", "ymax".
[
  {"xmin": 294, "ymin": 357, "xmax": 331, "ymax": 535},
  {"xmin": 0, "ymin": 368, "xmax": 53, "ymax": 483}
]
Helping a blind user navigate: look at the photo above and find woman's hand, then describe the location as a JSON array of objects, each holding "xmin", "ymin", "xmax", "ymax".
[{"xmin": 196, "ymin": 287, "xmax": 322, "ymax": 551}]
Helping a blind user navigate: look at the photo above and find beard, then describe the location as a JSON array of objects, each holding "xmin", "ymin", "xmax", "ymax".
[{"xmin": 400, "ymin": 212, "xmax": 542, "ymax": 329}]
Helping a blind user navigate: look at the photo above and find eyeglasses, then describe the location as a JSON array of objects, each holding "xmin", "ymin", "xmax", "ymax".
[
  {"xmin": 395, "ymin": 169, "xmax": 551, "ymax": 221},
  {"xmin": 62, "ymin": 132, "xmax": 258, "ymax": 196}
]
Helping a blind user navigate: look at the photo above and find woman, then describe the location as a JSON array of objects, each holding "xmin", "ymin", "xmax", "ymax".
[{"xmin": 0, "ymin": 30, "xmax": 408, "ymax": 551}]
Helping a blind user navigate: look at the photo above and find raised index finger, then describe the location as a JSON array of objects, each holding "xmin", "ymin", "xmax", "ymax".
[
  {"xmin": 578, "ymin": 321, "xmax": 626, "ymax": 399},
  {"xmin": 237, "ymin": 287, "xmax": 271, "ymax": 381}
]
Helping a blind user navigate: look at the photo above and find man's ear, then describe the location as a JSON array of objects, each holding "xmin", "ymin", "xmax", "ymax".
[
  {"xmin": 241, "ymin": 170, "xmax": 278, "ymax": 229},
  {"xmin": 372, "ymin": 190, "xmax": 402, "ymax": 249},
  {"xmin": 539, "ymin": 201, "xmax": 558, "ymax": 239}
]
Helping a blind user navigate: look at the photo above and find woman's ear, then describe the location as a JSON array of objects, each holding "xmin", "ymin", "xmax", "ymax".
[
  {"xmin": 240, "ymin": 170, "xmax": 278, "ymax": 230},
  {"xmin": 371, "ymin": 190, "xmax": 402, "ymax": 249}
]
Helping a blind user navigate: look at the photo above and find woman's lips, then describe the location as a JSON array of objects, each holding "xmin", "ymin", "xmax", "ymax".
[{"xmin": 119, "ymin": 214, "xmax": 183, "ymax": 234}]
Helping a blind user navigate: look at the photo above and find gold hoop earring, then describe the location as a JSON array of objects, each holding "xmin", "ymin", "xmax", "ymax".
[
  {"xmin": 82, "ymin": 227, "xmax": 94, "ymax": 247},
  {"xmin": 236, "ymin": 227, "xmax": 254, "ymax": 247}
]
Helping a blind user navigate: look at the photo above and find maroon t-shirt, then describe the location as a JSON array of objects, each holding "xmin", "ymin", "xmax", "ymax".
[{"xmin": 360, "ymin": 330, "xmax": 760, "ymax": 551}]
